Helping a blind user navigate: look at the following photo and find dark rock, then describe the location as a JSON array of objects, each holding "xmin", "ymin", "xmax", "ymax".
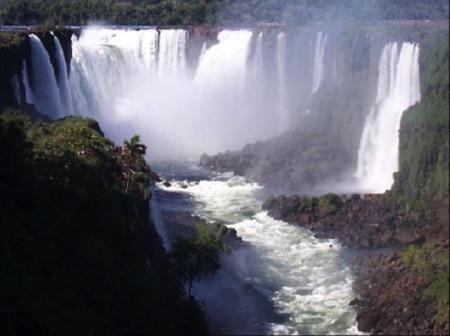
[
  {"xmin": 163, "ymin": 181, "xmax": 172, "ymax": 188},
  {"xmin": 357, "ymin": 308, "xmax": 381, "ymax": 332},
  {"xmin": 262, "ymin": 195, "xmax": 279, "ymax": 211},
  {"xmin": 349, "ymin": 298, "xmax": 365, "ymax": 307},
  {"xmin": 350, "ymin": 193, "xmax": 361, "ymax": 201}
]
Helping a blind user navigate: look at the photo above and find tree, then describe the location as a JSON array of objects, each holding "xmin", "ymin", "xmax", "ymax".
[
  {"xmin": 123, "ymin": 134, "xmax": 145, "ymax": 193},
  {"xmin": 170, "ymin": 222, "xmax": 230, "ymax": 298}
]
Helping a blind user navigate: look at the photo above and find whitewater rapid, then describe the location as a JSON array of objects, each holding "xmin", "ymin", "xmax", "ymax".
[{"xmin": 151, "ymin": 160, "xmax": 363, "ymax": 335}]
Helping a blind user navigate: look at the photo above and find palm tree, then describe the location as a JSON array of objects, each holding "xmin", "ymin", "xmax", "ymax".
[
  {"xmin": 123, "ymin": 134, "xmax": 141, "ymax": 193},
  {"xmin": 123, "ymin": 134, "xmax": 141, "ymax": 156}
]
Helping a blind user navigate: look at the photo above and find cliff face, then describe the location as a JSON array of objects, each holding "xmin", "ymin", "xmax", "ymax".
[
  {"xmin": 0, "ymin": 113, "xmax": 207, "ymax": 334},
  {"xmin": 392, "ymin": 29, "xmax": 449, "ymax": 203},
  {"xmin": 0, "ymin": 28, "xmax": 74, "ymax": 110},
  {"xmin": 199, "ymin": 22, "xmax": 448, "ymax": 193}
]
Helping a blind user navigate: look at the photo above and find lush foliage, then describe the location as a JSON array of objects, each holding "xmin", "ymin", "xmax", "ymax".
[
  {"xmin": 170, "ymin": 221, "xmax": 230, "ymax": 297},
  {"xmin": 318, "ymin": 193, "xmax": 343, "ymax": 215},
  {"xmin": 0, "ymin": 111, "xmax": 206, "ymax": 334},
  {"xmin": 393, "ymin": 29, "xmax": 449, "ymax": 203},
  {"xmin": 401, "ymin": 242, "xmax": 449, "ymax": 330},
  {"xmin": 1, "ymin": 0, "xmax": 448, "ymax": 26}
]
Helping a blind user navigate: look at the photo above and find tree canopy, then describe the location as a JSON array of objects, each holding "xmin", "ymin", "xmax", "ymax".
[
  {"xmin": 170, "ymin": 221, "xmax": 230, "ymax": 297},
  {"xmin": 0, "ymin": 111, "xmax": 207, "ymax": 334},
  {"xmin": 0, "ymin": 0, "xmax": 448, "ymax": 26}
]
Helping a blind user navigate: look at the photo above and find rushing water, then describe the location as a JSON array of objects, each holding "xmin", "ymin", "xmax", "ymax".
[
  {"xmin": 28, "ymin": 34, "xmax": 64, "ymax": 118},
  {"xmin": 355, "ymin": 42, "xmax": 421, "ymax": 192},
  {"xmin": 7, "ymin": 27, "xmax": 424, "ymax": 334},
  {"xmin": 151, "ymin": 159, "xmax": 363, "ymax": 335}
]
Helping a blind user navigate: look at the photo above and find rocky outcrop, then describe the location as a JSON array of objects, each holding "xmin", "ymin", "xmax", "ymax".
[
  {"xmin": 352, "ymin": 239, "xmax": 449, "ymax": 335},
  {"xmin": 162, "ymin": 209, "xmax": 243, "ymax": 248},
  {"xmin": 199, "ymin": 130, "xmax": 353, "ymax": 192},
  {"xmin": 0, "ymin": 28, "xmax": 76, "ymax": 111},
  {"xmin": 261, "ymin": 193, "xmax": 426, "ymax": 248}
]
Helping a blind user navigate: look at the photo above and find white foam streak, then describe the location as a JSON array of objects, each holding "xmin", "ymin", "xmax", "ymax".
[
  {"xmin": 150, "ymin": 186, "xmax": 171, "ymax": 250},
  {"xmin": 53, "ymin": 34, "xmax": 73, "ymax": 115},
  {"xmin": 10, "ymin": 74, "xmax": 20, "ymax": 104},
  {"xmin": 312, "ymin": 32, "xmax": 328, "ymax": 94},
  {"xmin": 158, "ymin": 29, "xmax": 187, "ymax": 79},
  {"xmin": 276, "ymin": 32, "xmax": 289, "ymax": 132},
  {"xmin": 232, "ymin": 213, "xmax": 360, "ymax": 335},
  {"xmin": 22, "ymin": 61, "xmax": 35, "ymax": 105},
  {"xmin": 160, "ymin": 174, "xmax": 362, "ymax": 335}
]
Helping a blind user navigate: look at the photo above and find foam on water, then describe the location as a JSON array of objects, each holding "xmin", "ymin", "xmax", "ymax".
[{"xmin": 157, "ymin": 169, "xmax": 364, "ymax": 335}]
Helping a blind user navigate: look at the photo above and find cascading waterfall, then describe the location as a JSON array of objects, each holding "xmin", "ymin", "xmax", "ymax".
[
  {"xmin": 53, "ymin": 34, "xmax": 73, "ymax": 115},
  {"xmin": 10, "ymin": 74, "xmax": 21, "ymax": 104},
  {"xmin": 69, "ymin": 30, "xmax": 140, "ymax": 116},
  {"xmin": 5, "ymin": 26, "xmax": 426, "ymax": 335},
  {"xmin": 14, "ymin": 28, "xmax": 342, "ymax": 153},
  {"xmin": 312, "ymin": 32, "xmax": 328, "ymax": 94},
  {"xmin": 252, "ymin": 32, "xmax": 264, "ymax": 105},
  {"xmin": 158, "ymin": 29, "xmax": 187, "ymax": 79},
  {"xmin": 194, "ymin": 30, "xmax": 251, "ymax": 91},
  {"xmin": 22, "ymin": 60, "xmax": 35, "ymax": 105},
  {"xmin": 67, "ymin": 28, "xmax": 285, "ymax": 157},
  {"xmin": 276, "ymin": 31, "xmax": 289, "ymax": 132},
  {"xmin": 149, "ymin": 186, "xmax": 171, "ymax": 250},
  {"xmin": 355, "ymin": 42, "xmax": 421, "ymax": 192},
  {"xmin": 28, "ymin": 34, "xmax": 64, "ymax": 118}
]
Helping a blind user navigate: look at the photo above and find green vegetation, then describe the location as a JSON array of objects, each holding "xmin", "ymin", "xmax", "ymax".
[
  {"xmin": 389, "ymin": 29, "xmax": 449, "ymax": 331},
  {"xmin": 0, "ymin": 31, "xmax": 26, "ymax": 78},
  {"xmin": 0, "ymin": 0, "xmax": 448, "ymax": 26},
  {"xmin": 318, "ymin": 193, "xmax": 343, "ymax": 215},
  {"xmin": 0, "ymin": 110, "xmax": 207, "ymax": 334},
  {"xmin": 170, "ymin": 221, "xmax": 230, "ymax": 297},
  {"xmin": 299, "ymin": 197, "xmax": 318, "ymax": 212},
  {"xmin": 0, "ymin": 31, "xmax": 25, "ymax": 48},
  {"xmin": 401, "ymin": 243, "xmax": 449, "ymax": 330},
  {"xmin": 393, "ymin": 29, "xmax": 449, "ymax": 203}
]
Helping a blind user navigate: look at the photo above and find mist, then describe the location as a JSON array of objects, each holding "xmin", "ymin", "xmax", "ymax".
[{"xmin": 71, "ymin": 27, "xmax": 292, "ymax": 160}]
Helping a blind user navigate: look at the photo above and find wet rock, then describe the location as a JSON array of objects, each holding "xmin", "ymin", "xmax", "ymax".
[
  {"xmin": 349, "ymin": 298, "xmax": 365, "ymax": 307},
  {"xmin": 264, "ymin": 196, "xmax": 281, "ymax": 209},
  {"xmin": 357, "ymin": 308, "xmax": 381, "ymax": 332},
  {"xmin": 163, "ymin": 181, "xmax": 172, "ymax": 188},
  {"xmin": 260, "ymin": 192, "xmax": 430, "ymax": 249}
]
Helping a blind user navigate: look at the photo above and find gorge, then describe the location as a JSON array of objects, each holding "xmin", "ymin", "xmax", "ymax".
[{"xmin": 0, "ymin": 21, "xmax": 448, "ymax": 335}]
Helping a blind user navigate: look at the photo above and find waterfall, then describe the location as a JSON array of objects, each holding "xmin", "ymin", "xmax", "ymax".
[
  {"xmin": 312, "ymin": 32, "xmax": 328, "ymax": 94},
  {"xmin": 22, "ymin": 60, "xmax": 35, "ymax": 105},
  {"xmin": 139, "ymin": 29, "xmax": 159, "ymax": 71},
  {"xmin": 252, "ymin": 32, "xmax": 264, "ymax": 103},
  {"xmin": 194, "ymin": 30, "xmax": 251, "ymax": 91},
  {"xmin": 149, "ymin": 186, "xmax": 171, "ymax": 250},
  {"xmin": 158, "ymin": 29, "xmax": 187, "ymax": 79},
  {"xmin": 10, "ymin": 27, "xmax": 423, "ymax": 179},
  {"xmin": 355, "ymin": 42, "xmax": 421, "ymax": 192},
  {"xmin": 29, "ymin": 34, "xmax": 64, "ymax": 118},
  {"xmin": 276, "ymin": 31, "xmax": 288, "ymax": 132},
  {"xmin": 53, "ymin": 34, "xmax": 73, "ymax": 115},
  {"xmin": 10, "ymin": 74, "xmax": 21, "ymax": 104},
  {"xmin": 69, "ymin": 30, "xmax": 133, "ymax": 116}
]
